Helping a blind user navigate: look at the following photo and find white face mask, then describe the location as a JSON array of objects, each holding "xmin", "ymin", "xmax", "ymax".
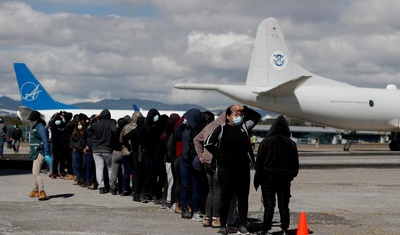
[
  {"xmin": 55, "ymin": 120, "xmax": 61, "ymax": 125},
  {"xmin": 232, "ymin": 116, "xmax": 243, "ymax": 126},
  {"xmin": 77, "ymin": 125, "xmax": 82, "ymax": 130}
]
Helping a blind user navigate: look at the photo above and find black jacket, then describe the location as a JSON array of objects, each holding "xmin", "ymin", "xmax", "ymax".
[{"xmin": 254, "ymin": 115, "xmax": 299, "ymax": 190}]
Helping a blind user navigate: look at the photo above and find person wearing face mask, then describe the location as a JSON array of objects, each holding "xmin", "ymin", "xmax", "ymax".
[
  {"xmin": 27, "ymin": 111, "xmax": 52, "ymax": 200},
  {"xmin": 11, "ymin": 124, "xmax": 23, "ymax": 154},
  {"xmin": 70, "ymin": 119, "xmax": 87, "ymax": 186},
  {"xmin": 135, "ymin": 108, "xmax": 165, "ymax": 202},
  {"xmin": 49, "ymin": 111, "xmax": 74, "ymax": 179},
  {"xmin": 204, "ymin": 105, "xmax": 261, "ymax": 235},
  {"xmin": 0, "ymin": 116, "xmax": 7, "ymax": 158}
]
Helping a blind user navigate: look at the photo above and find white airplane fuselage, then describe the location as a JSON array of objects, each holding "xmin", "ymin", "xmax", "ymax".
[{"xmin": 175, "ymin": 17, "xmax": 400, "ymax": 133}]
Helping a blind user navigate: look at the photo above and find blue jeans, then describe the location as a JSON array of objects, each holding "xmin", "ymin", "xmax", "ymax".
[
  {"xmin": 72, "ymin": 150, "xmax": 83, "ymax": 181},
  {"xmin": 12, "ymin": 139, "xmax": 20, "ymax": 153},
  {"xmin": 121, "ymin": 154, "xmax": 135, "ymax": 192},
  {"xmin": 0, "ymin": 137, "xmax": 4, "ymax": 157},
  {"xmin": 180, "ymin": 160, "xmax": 200, "ymax": 213},
  {"xmin": 82, "ymin": 150, "xmax": 94, "ymax": 183}
]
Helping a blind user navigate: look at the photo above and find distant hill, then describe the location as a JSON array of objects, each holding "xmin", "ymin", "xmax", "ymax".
[
  {"xmin": 0, "ymin": 96, "xmax": 275, "ymax": 117},
  {"xmin": 73, "ymin": 98, "xmax": 208, "ymax": 112},
  {"xmin": 0, "ymin": 96, "xmax": 21, "ymax": 110}
]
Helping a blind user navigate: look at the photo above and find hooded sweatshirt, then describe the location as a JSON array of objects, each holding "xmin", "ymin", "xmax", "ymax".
[
  {"xmin": 193, "ymin": 113, "xmax": 226, "ymax": 164},
  {"xmin": 120, "ymin": 111, "xmax": 144, "ymax": 156},
  {"xmin": 177, "ymin": 108, "xmax": 202, "ymax": 166},
  {"xmin": 90, "ymin": 109, "xmax": 117, "ymax": 153},
  {"xmin": 254, "ymin": 115, "xmax": 299, "ymax": 190}
]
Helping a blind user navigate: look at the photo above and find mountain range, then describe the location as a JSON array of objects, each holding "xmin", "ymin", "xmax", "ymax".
[{"xmin": 0, "ymin": 96, "xmax": 273, "ymax": 117}]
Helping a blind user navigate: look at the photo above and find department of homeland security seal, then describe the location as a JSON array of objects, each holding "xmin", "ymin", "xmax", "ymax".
[{"xmin": 270, "ymin": 50, "xmax": 288, "ymax": 70}]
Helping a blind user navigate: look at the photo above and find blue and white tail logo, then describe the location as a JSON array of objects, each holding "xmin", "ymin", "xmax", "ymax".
[
  {"xmin": 14, "ymin": 63, "xmax": 76, "ymax": 110},
  {"xmin": 20, "ymin": 82, "xmax": 42, "ymax": 102}
]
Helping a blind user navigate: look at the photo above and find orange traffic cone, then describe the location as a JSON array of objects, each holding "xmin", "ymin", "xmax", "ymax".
[{"xmin": 296, "ymin": 212, "xmax": 309, "ymax": 235}]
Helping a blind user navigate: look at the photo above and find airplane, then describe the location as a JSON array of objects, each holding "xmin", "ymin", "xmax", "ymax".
[
  {"xmin": 175, "ymin": 17, "xmax": 400, "ymax": 151},
  {"xmin": 14, "ymin": 63, "xmax": 186, "ymax": 124}
]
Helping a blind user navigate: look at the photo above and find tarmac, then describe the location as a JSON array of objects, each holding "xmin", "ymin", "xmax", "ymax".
[{"xmin": 0, "ymin": 143, "xmax": 400, "ymax": 234}]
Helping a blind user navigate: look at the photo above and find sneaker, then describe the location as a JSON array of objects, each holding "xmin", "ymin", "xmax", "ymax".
[
  {"xmin": 237, "ymin": 226, "xmax": 250, "ymax": 235},
  {"xmin": 140, "ymin": 194, "xmax": 148, "ymax": 203},
  {"xmin": 28, "ymin": 189, "xmax": 39, "ymax": 198},
  {"xmin": 49, "ymin": 174, "xmax": 58, "ymax": 179},
  {"xmin": 121, "ymin": 190, "xmax": 131, "ymax": 196},
  {"xmin": 181, "ymin": 210, "xmax": 192, "ymax": 219},
  {"xmin": 154, "ymin": 198, "xmax": 163, "ymax": 204},
  {"xmin": 217, "ymin": 227, "xmax": 228, "ymax": 235},
  {"xmin": 133, "ymin": 193, "xmax": 141, "ymax": 202},
  {"xmin": 203, "ymin": 217, "xmax": 212, "ymax": 227},
  {"xmin": 89, "ymin": 183, "xmax": 98, "ymax": 190},
  {"xmin": 192, "ymin": 212, "xmax": 202, "ymax": 222},
  {"xmin": 99, "ymin": 188, "xmax": 107, "ymax": 194},
  {"xmin": 38, "ymin": 190, "xmax": 48, "ymax": 200},
  {"xmin": 212, "ymin": 217, "xmax": 221, "ymax": 228}
]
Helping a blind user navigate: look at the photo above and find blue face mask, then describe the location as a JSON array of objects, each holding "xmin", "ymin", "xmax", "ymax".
[
  {"xmin": 55, "ymin": 120, "xmax": 61, "ymax": 125},
  {"xmin": 77, "ymin": 125, "xmax": 82, "ymax": 130},
  {"xmin": 0, "ymin": 118, "xmax": 2, "ymax": 122},
  {"xmin": 232, "ymin": 116, "xmax": 243, "ymax": 126},
  {"xmin": 153, "ymin": 115, "xmax": 159, "ymax": 123}
]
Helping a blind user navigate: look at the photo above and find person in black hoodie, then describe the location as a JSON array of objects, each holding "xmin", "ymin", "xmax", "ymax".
[
  {"xmin": 90, "ymin": 109, "xmax": 117, "ymax": 194},
  {"xmin": 205, "ymin": 105, "xmax": 261, "ymax": 235},
  {"xmin": 254, "ymin": 115, "xmax": 299, "ymax": 235},
  {"xmin": 137, "ymin": 108, "xmax": 164, "ymax": 202},
  {"xmin": 49, "ymin": 111, "xmax": 73, "ymax": 179}
]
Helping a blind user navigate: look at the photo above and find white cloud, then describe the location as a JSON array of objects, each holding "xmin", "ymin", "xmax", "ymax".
[{"xmin": 1, "ymin": 0, "xmax": 400, "ymax": 111}]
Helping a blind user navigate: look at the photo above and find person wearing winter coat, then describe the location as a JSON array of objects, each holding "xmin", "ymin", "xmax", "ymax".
[{"xmin": 254, "ymin": 115, "xmax": 299, "ymax": 235}]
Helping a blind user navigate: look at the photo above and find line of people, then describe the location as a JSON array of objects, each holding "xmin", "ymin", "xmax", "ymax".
[{"xmin": 26, "ymin": 105, "xmax": 299, "ymax": 235}]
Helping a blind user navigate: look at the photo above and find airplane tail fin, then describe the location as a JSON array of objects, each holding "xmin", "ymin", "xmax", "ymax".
[
  {"xmin": 245, "ymin": 17, "xmax": 311, "ymax": 88},
  {"xmin": 13, "ymin": 63, "xmax": 77, "ymax": 110}
]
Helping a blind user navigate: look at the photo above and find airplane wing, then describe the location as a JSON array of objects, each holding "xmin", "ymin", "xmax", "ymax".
[{"xmin": 254, "ymin": 76, "xmax": 312, "ymax": 96}]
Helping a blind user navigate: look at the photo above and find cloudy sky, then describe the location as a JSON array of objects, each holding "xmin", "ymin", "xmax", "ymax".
[{"xmin": 1, "ymin": 0, "xmax": 400, "ymax": 110}]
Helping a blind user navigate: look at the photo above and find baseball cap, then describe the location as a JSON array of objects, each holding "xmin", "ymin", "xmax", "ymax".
[{"xmin": 27, "ymin": 111, "xmax": 41, "ymax": 121}]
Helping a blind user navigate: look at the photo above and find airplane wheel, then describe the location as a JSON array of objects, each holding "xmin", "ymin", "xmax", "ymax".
[{"xmin": 389, "ymin": 140, "xmax": 400, "ymax": 151}]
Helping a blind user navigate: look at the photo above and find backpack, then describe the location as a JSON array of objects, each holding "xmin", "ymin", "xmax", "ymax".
[{"xmin": 29, "ymin": 123, "xmax": 45, "ymax": 160}]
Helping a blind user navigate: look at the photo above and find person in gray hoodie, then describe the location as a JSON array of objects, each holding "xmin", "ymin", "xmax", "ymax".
[{"xmin": 90, "ymin": 109, "xmax": 117, "ymax": 194}]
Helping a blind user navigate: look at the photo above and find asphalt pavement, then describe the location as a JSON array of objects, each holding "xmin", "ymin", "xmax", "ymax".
[{"xmin": 0, "ymin": 143, "xmax": 400, "ymax": 234}]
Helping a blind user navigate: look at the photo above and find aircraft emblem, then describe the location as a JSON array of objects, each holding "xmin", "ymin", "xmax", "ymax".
[
  {"xmin": 20, "ymin": 82, "xmax": 42, "ymax": 102},
  {"xmin": 270, "ymin": 50, "xmax": 288, "ymax": 70}
]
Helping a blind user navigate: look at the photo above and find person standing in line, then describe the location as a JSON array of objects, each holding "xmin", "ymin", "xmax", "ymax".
[
  {"xmin": 81, "ymin": 114, "xmax": 96, "ymax": 189},
  {"xmin": 89, "ymin": 109, "xmax": 117, "ymax": 194},
  {"xmin": 11, "ymin": 124, "xmax": 23, "ymax": 154},
  {"xmin": 193, "ymin": 112, "xmax": 226, "ymax": 228},
  {"xmin": 0, "ymin": 116, "xmax": 7, "ymax": 158},
  {"xmin": 27, "ymin": 111, "xmax": 52, "ymax": 200},
  {"xmin": 175, "ymin": 108, "xmax": 202, "ymax": 220},
  {"xmin": 120, "ymin": 112, "xmax": 143, "ymax": 196},
  {"xmin": 163, "ymin": 113, "xmax": 181, "ymax": 208},
  {"xmin": 205, "ymin": 105, "xmax": 261, "ymax": 235},
  {"xmin": 49, "ymin": 111, "xmax": 74, "ymax": 179},
  {"xmin": 109, "ymin": 115, "xmax": 131, "ymax": 195},
  {"xmin": 167, "ymin": 117, "xmax": 185, "ymax": 213},
  {"xmin": 70, "ymin": 117, "xmax": 87, "ymax": 186},
  {"xmin": 137, "ymin": 108, "xmax": 164, "ymax": 202},
  {"xmin": 254, "ymin": 115, "xmax": 299, "ymax": 235}
]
